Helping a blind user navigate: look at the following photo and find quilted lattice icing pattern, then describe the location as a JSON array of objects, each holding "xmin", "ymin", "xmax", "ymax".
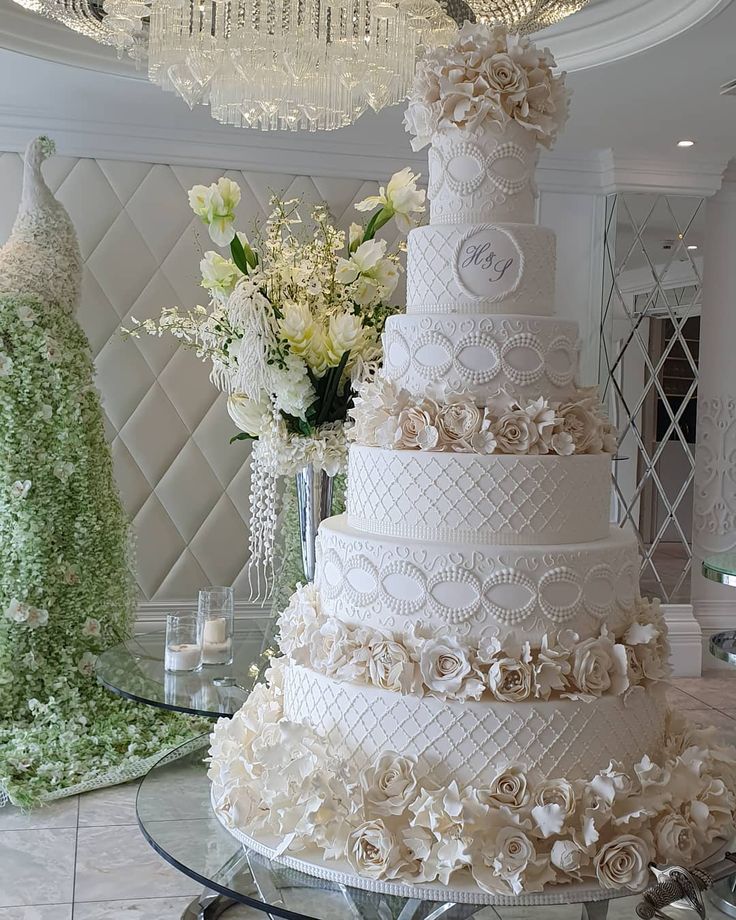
[
  {"xmin": 428, "ymin": 121, "xmax": 538, "ymax": 226},
  {"xmin": 382, "ymin": 314, "xmax": 579, "ymax": 404},
  {"xmin": 347, "ymin": 447, "xmax": 611, "ymax": 545},
  {"xmin": 315, "ymin": 516, "xmax": 640, "ymax": 642},
  {"xmin": 406, "ymin": 223, "xmax": 555, "ymax": 316},
  {"xmin": 282, "ymin": 665, "xmax": 667, "ymax": 787}
]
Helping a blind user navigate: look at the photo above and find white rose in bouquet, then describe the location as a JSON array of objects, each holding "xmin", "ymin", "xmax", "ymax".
[{"xmin": 594, "ymin": 834, "xmax": 652, "ymax": 890}]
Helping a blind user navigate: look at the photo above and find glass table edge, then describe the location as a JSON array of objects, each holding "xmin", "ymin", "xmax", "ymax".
[
  {"xmin": 95, "ymin": 670, "xmax": 226, "ymax": 720},
  {"xmin": 703, "ymin": 559, "xmax": 736, "ymax": 586},
  {"xmin": 710, "ymin": 631, "xmax": 736, "ymax": 666}
]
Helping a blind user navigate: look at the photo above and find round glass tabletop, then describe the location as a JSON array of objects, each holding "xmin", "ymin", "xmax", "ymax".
[
  {"xmin": 703, "ymin": 554, "xmax": 736, "ymax": 587},
  {"xmin": 96, "ymin": 618, "xmax": 278, "ymax": 718},
  {"xmin": 137, "ymin": 737, "xmax": 647, "ymax": 920}
]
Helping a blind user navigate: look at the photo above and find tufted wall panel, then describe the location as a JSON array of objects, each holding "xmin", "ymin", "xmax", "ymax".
[{"xmin": 0, "ymin": 151, "xmax": 403, "ymax": 615}]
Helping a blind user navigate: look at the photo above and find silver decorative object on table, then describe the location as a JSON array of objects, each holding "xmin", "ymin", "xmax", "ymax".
[{"xmin": 295, "ymin": 464, "xmax": 334, "ymax": 583}]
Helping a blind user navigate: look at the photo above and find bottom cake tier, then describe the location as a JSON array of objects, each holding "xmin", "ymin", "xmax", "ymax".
[{"xmin": 209, "ymin": 658, "xmax": 736, "ymax": 900}]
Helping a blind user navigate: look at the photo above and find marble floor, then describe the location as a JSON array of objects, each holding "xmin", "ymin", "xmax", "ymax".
[{"xmin": 2, "ymin": 672, "xmax": 736, "ymax": 920}]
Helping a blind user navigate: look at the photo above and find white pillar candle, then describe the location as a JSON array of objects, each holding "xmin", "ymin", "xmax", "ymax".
[
  {"xmin": 200, "ymin": 640, "xmax": 232, "ymax": 665},
  {"xmin": 165, "ymin": 642, "xmax": 201, "ymax": 672},
  {"xmin": 202, "ymin": 617, "xmax": 227, "ymax": 644}
]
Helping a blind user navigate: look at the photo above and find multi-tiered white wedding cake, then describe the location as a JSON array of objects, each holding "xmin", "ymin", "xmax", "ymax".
[{"xmin": 209, "ymin": 23, "xmax": 736, "ymax": 903}]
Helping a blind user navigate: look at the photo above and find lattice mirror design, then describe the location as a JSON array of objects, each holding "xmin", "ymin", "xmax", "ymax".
[{"xmin": 600, "ymin": 193, "xmax": 705, "ymax": 603}]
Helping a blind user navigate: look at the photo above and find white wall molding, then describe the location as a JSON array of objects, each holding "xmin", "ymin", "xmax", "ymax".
[
  {"xmin": 136, "ymin": 600, "xmax": 269, "ymax": 627},
  {"xmin": 662, "ymin": 603, "xmax": 703, "ymax": 677}
]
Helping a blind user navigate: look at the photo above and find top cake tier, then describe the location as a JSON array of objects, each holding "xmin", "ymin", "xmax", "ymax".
[{"xmin": 428, "ymin": 120, "xmax": 538, "ymax": 226}]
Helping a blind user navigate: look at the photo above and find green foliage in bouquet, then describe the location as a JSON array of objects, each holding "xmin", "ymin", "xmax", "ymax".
[{"xmin": 0, "ymin": 293, "xmax": 202, "ymax": 807}]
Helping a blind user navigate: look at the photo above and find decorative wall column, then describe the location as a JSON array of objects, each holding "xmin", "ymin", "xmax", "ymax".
[{"xmin": 692, "ymin": 162, "xmax": 736, "ymax": 661}]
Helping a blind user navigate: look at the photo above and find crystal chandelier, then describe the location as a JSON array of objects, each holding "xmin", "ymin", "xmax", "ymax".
[
  {"xmin": 9, "ymin": 0, "xmax": 590, "ymax": 129},
  {"xmin": 470, "ymin": 0, "xmax": 591, "ymax": 32}
]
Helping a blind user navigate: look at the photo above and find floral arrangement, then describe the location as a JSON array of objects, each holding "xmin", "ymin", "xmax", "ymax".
[
  {"xmin": 210, "ymin": 655, "xmax": 736, "ymax": 895},
  {"xmin": 349, "ymin": 378, "xmax": 617, "ymax": 456},
  {"xmin": 404, "ymin": 22, "xmax": 571, "ymax": 151},
  {"xmin": 123, "ymin": 169, "xmax": 425, "ymax": 591},
  {"xmin": 277, "ymin": 584, "xmax": 668, "ymax": 704}
]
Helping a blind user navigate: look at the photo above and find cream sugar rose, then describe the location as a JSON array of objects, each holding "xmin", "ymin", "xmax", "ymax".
[{"xmin": 208, "ymin": 20, "xmax": 736, "ymax": 902}]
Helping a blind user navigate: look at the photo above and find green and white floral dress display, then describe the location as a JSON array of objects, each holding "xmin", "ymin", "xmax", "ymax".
[{"xmin": 0, "ymin": 137, "xmax": 199, "ymax": 808}]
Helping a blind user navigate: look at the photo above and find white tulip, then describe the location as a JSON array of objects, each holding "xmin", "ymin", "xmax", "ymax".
[{"xmin": 200, "ymin": 252, "xmax": 240, "ymax": 295}]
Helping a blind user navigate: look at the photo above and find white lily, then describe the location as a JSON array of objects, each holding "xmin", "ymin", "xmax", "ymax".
[
  {"xmin": 335, "ymin": 239, "xmax": 387, "ymax": 284},
  {"xmin": 355, "ymin": 167, "xmax": 426, "ymax": 233},
  {"xmin": 200, "ymin": 252, "xmax": 241, "ymax": 295}
]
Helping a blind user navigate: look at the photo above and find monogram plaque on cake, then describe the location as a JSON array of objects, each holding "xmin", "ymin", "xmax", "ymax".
[{"xmin": 453, "ymin": 225, "xmax": 523, "ymax": 302}]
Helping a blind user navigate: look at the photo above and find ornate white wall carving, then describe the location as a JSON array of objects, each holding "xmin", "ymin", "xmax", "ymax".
[{"xmin": 693, "ymin": 396, "xmax": 736, "ymax": 545}]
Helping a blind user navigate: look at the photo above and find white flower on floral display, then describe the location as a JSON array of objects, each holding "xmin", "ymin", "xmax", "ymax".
[
  {"xmin": 349, "ymin": 223, "xmax": 364, "ymax": 249},
  {"xmin": 361, "ymin": 752, "xmax": 419, "ymax": 816},
  {"xmin": 372, "ymin": 258, "xmax": 400, "ymax": 299},
  {"xmin": 78, "ymin": 651, "xmax": 98, "ymax": 676},
  {"xmin": 395, "ymin": 401, "xmax": 440, "ymax": 450},
  {"xmin": 347, "ymin": 820, "xmax": 405, "ymax": 880},
  {"xmin": 26, "ymin": 606, "xmax": 49, "ymax": 629},
  {"xmin": 188, "ymin": 177, "xmax": 241, "ymax": 246},
  {"xmin": 523, "ymin": 397, "xmax": 559, "ymax": 453},
  {"xmin": 481, "ymin": 765, "xmax": 531, "ymax": 810},
  {"xmin": 10, "ymin": 480, "xmax": 31, "ymax": 499},
  {"xmin": 419, "ymin": 636, "xmax": 472, "ymax": 698},
  {"xmin": 39, "ymin": 404, "xmax": 53, "ymax": 421},
  {"xmin": 63, "ymin": 564, "xmax": 80, "ymax": 586},
  {"xmin": 355, "ymin": 168, "xmax": 426, "ymax": 233},
  {"xmin": 53, "ymin": 461, "xmax": 75, "ymax": 483},
  {"xmin": 17, "ymin": 303, "xmax": 37, "ymax": 326},
  {"xmin": 305, "ymin": 276, "xmax": 322, "ymax": 296},
  {"xmin": 4, "ymin": 598, "xmax": 29, "ymax": 624},
  {"xmin": 492, "ymin": 409, "xmax": 538, "ymax": 454},
  {"xmin": 227, "ymin": 392, "xmax": 271, "ymax": 438},
  {"xmin": 559, "ymin": 398, "xmax": 605, "ymax": 454},
  {"xmin": 403, "ymin": 100, "xmax": 437, "ymax": 152},
  {"xmin": 568, "ymin": 629, "xmax": 629, "ymax": 698},
  {"xmin": 594, "ymin": 833, "xmax": 652, "ymax": 890},
  {"xmin": 0, "ymin": 353, "xmax": 13, "ymax": 376},
  {"xmin": 487, "ymin": 656, "xmax": 533, "ymax": 702},
  {"xmin": 44, "ymin": 337, "xmax": 63, "ymax": 364},
  {"xmin": 82, "ymin": 617, "xmax": 102, "ymax": 638},
  {"xmin": 326, "ymin": 312, "xmax": 365, "ymax": 364},
  {"xmin": 353, "ymin": 276, "xmax": 380, "ymax": 307},
  {"xmin": 470, "ymin": 429, "xmax": 498, "ymax": 454},
  {"xmin": 200, "ymin": 251, "xmax": 241, "ymax": 296},
  {"xmin": 335, "ymin": 239, "xmax": 387, "ymax": 284},
  {"xmin": 279, "ymin": 301, "xmax": 315, "ymax": 356},
  {"xmin": 273, "ymin": 354, "xmax": 316, "ymax": 420},
  {"xmin": 491, "ymin": 825, "xmax": 540, "ymax": 895}
]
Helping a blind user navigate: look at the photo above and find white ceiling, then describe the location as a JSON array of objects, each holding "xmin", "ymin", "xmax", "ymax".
[{"xmin": 0, "ymin": 0, "xmax": 734, "ymax": 180}]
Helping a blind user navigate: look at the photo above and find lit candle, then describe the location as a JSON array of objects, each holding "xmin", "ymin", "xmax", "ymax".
[
  {"xmin": 165, "ymin": 642, "xmax": 201, "ymax": 672},
  {"xmin": 202, "ymin": 617, "xmax": 227, "ymax": 644}
]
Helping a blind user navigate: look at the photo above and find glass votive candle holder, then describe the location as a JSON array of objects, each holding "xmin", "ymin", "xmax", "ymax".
[
  {"xmin": 164, "ymin": 613, "xmax": 201, "ymax": 673},
  {"xmin": 198, "ymin": 586, "xmax": 234, "ymax": 666}
]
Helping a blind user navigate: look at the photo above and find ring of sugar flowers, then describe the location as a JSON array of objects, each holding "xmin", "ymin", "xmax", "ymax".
[
  {"xmin": 208, "ymin": 657, "xmax": 736, "ymax": 897},
  {"xmin": 349, "ymin": 379, "xmax": 618, "ymax": 456},
  {"xmin": 276, "ymin": 584, "xmax": 670, "ymax": 703}
]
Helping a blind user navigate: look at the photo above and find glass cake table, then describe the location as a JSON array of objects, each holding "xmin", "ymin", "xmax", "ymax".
[{"xmin": 138, "ymin": 737, "xmax": 643, "ymax": 920}]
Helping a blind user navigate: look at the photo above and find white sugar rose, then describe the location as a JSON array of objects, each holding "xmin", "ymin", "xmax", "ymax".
[
  {"xmin": 654, "ymin": 810, "xmax": 698, "ymax": 864},
  {"xmin": 487, "ymin": 657, "xmax": 533, "ymax": 702},
  {"xmin": 419, "ymin": 636, "xmax": 471, "ymax": 697},
  {"xmin": 531, "ymin": 778, "xmax": 576, "ymax": 837},
  {"xmin": 492, "ymin": 410, "xmax": 538, "ymax": 454},
  {"xmin": 347, "ymin": 820, "xmax": 405, "ymax": 880},
  {"xmin": 395, "ymin": 402, "xmax": 440, "ymax": 451},
  {"xmin": 367, "ymin": 636, "xmax": 416, "ymax": 694},
  {"xmin": 491, "ymin": 826, "xmax": 538, "ymax": 895},
  {"xmin": 310, "ymin": 619, "xmax": 355, "ymax": 677},
  {"xmin": 559, "ymin": 399, "xmax": 605, "ymax": 454},
  {"xmin": 551, "ymin": 840, "xmax": 588, "ymax": 878},
  {"xmin": 435, "ymin": 398, "xmax": 482, "ymax": 450},
  {"xmin": 482, "ymin": 765, "xmax": 530, "ymax": 810},
  {"xmin": 594, "ymin": 834, "xmax": 652, "ymax": 890},
  {"xmin": 361, "ymin": 752, "xmax": 418, "ymax": 816},
  {"xmin": 483, "ymin": 52, "xmax": 528, "ymax": 102},
  {"xmin": 570, "ymin": 632, "xmax": 629, "ymax": 698}
]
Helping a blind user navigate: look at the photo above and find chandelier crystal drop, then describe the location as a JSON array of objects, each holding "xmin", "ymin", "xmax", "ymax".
[{"xmin": 469, "ymin": 0, "xmax": 590, "ymax": 32}]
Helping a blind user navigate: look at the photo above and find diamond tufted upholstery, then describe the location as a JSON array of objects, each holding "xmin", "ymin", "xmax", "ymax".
[{"xmin": 0, "ymin": 151, "xmax": 403, "ymax": 614}]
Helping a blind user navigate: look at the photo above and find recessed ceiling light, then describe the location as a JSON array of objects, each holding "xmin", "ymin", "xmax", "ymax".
[
  {"xmin": 677, "ymin": 140, "xmax": 696, "ymax": 148},
  {"xmin": 687, "ymin": 244, "xmax": 698, "ymax": 250}
]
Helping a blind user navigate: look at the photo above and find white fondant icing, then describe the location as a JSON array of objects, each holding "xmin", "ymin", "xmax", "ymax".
[
  {"xmin": 281, "ymin": 664, "xmax": 667, "ymax": 788},
  {"xmin": 382, "ymin": 314, "xmax": 579, "ymax": 403},
  {"xmin": 406, "ymin": 223, "xmax": 555, "ymax": 316},
  {"xmin": 428, "ymin": 120, "xmax": 538, "ymax": 226},
  {"xmin": 347, "ymin": 446, "xmax": 612, "ymax": 545},
  {"xmin": 316, "ymin": 516, "xmax": 640, "ymax": 643}
]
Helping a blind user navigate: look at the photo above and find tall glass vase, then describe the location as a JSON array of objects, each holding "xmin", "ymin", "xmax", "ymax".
[{"xmin": 295, "ymin": 464, "xmax": 334, "ymax": 583}]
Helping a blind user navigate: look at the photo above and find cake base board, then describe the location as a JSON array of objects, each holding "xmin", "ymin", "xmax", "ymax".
[{"xmin": 212, "ymin": 789, "xmax": 641, "ymax": 907}]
